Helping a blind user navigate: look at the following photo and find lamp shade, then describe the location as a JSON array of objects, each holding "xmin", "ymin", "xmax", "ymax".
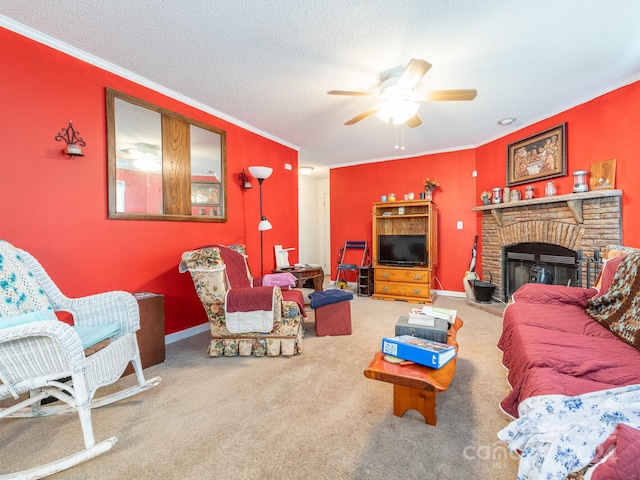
[
  {"xmin": 248, "ymin": 166, "xmax": 273, "ymax": 180},
  {"xmin": 258, "ymin": 218, "xmax": 273, "ymax": 231}
]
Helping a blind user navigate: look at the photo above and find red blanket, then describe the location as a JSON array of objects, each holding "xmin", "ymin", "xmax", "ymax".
[
  {"xmin": 589, "ymin": 423, "xmax": 640, "ymax": 479},
  {"xmin": 499, "ymin": 283, "xmax": 640, "ymax": 418},
  {"xmin": 212, "ymin": 244, "xmax": 252, "ymax": 289},
  {"xmin": 197, "ymin": 244, "xmax": 274, "ymax": 312},
  {"xmin": 282, "ymin": 289, "xmax": 307, "ymax": 318},
  {"xmin": 226, "ymin": 286, "xmax": 274, "ymax": 313},
  {"xmin": 197, "ymin": 244, "xmax": 306, "ymax": 316}
]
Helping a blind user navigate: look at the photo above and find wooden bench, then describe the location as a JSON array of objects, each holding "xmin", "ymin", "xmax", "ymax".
[{"xmin": 363, "ymin": 317, "xmax": 462, "ymax": 425}]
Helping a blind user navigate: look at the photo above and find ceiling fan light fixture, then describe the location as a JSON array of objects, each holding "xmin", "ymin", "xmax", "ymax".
[{"xmin": 375, "ymin": 99, "xmax": 420, "ymax": 125}]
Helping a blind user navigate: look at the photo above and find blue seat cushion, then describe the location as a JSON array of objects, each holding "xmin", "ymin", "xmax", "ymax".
[
  {"xmin": 0, "ymin": 310, "xmax": 118, "ymax": 349},
  {"xmin": 73, "ymin": 325, "xmax": 120, "ymax": 350},
  {"xmin": 0, "ymin": 309, "xmax": 57, "ymax": 329},
  {"xmin": 309, "ymin": 289, "xmax": 354, "ymax": 308}
]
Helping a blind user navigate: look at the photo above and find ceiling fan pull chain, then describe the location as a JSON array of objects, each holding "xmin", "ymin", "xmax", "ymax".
[{"xmin": 393, "ymin": 124, "xmax": 407, "ymax": 150}]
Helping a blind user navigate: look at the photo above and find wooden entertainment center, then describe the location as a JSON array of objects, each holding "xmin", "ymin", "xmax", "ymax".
[{"xmin": 371, "ymin": 199, "xmax": 437, "ymax": 304}]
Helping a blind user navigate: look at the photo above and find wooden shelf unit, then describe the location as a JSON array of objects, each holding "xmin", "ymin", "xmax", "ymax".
[
  {"xmin": 371, "ymin": 199, "xmax": 437, "ymax": 304},
  {"xmin": 358, "ymin": 265, "xmax": 374, "ymax": 297}
]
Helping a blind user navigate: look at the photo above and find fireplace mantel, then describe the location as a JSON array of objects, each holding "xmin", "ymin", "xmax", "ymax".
[
  {"xmin": 476, "ymin": 189, "xmax": 622, "ymax": 302},
  {"xmin": 472, "ymin": 190, "xmax": 622, "ymax": 226}
]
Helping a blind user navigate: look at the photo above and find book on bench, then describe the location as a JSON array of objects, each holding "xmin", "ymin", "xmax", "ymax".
[
  {"xmin": 407, "ymin": 306, "xmax": 456, "ymax": 326},
  {"xmin": 381, "ymin": 335, "xmax": 457, "ymax": 369},
  {"xmin": 395, "ymin": 315, "xmax": 448, "ymax": 343}
]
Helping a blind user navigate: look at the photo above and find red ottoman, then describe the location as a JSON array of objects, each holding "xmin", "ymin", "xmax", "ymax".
[{"xmin": 309, "ymin": 290, "xmax": 353, "ymax": 336}]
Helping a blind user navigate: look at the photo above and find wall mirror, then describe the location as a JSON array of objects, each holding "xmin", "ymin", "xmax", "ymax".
[{"xmin": 106, "ymin": 88, "xmax": 226, "ymax": 222}]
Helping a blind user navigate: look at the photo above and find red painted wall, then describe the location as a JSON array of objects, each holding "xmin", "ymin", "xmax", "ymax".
[
  {"xmin": 331, "ymin": 80, "xmax": 640, "ymax": 293},
  {"xmin": 476, "ymin": 81, "xmax": 640, "ymax": 269},
  {"xmin": 0, "ymin": 27, "xmax": 299, "ymax": 334},
  {"xmin": 330, "ymin": 149, "xmax": 478, "ymax": 292}
]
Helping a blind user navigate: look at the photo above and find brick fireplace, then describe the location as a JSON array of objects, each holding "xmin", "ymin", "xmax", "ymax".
[{"xmin": 473, "ymin": 190, "xmax": 622, "ymax": 302}]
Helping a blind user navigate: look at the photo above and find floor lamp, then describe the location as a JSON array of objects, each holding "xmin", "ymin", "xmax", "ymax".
[{"xmin": 248, "ymin": 166, "xmax": 273, "ymax": 275}]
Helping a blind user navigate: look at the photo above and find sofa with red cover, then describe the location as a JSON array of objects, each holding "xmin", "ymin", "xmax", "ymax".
[{"xmin": 498, "ymin": 248, "xmax": 640, "ymax": 477}]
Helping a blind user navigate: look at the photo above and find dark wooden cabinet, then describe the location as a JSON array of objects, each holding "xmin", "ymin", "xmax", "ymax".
[
  {"xmin": 358, "ymin": 266, "xmax": 374, "ymax": 296},
  {"xmin": 124, "ymin": 293, "xmax": 165, "ymax": 376}
]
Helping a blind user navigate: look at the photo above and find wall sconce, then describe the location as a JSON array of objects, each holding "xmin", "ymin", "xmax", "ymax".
[
  {"xmin": 248, "ymin": 165, "xmax": 273, "ymax": 275},
  {"xmin": 55, "ymin": 120, "xmax": 86, "ymax": 158},
  {"xmin": 239, "ymin": 169, "xmax": 252, "ymax": 189}
]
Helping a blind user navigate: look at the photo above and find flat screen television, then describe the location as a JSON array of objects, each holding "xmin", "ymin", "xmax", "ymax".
[{"xmin": 378, "ymin": 234, "xmax": 427, "ymax": 266}]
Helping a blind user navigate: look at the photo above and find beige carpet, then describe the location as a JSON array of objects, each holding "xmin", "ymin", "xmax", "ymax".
[{"xmin": 2, "ymin": 294, "xmax": 520, "ymax": 479}]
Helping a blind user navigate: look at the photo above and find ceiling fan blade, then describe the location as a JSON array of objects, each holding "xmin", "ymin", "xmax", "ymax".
[
  {"xmin": 328, "ymin": 90, "xmax": 375, "ymax": 96},
  {"xmin": 395, "ymin": 59, "xmax": 432, "ymax": 90},
  {"xmin": 406, "ymin": 114, "xmax": 423, "ymax": 128},
  {"xmin": 344, "ymin": 106, "xmax": 381, "ymax": 125},
  {"xmin": 413, "ymin": 89, "xmax": 478, "ymax": 102}
]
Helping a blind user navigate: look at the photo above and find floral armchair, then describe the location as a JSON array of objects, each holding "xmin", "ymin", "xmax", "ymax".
[{"xmin": 180, "ymin": 245, "xmax": 305, "ymax": 357}]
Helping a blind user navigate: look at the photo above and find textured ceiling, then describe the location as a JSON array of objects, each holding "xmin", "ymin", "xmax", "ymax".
[{"xmin": 2, "ymin": 1, "xmax": 640, "ymax": 177}]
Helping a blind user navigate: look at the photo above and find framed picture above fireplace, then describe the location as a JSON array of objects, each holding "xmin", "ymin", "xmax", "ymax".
[{"xmin": 506, "ymin": 123, "xmax": 567, "ymax": 186}]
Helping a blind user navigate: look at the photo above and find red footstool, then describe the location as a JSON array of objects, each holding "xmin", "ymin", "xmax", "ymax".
[{"xmin": 309, "ymin": 290, "xmax": 353, "ymax": 336}]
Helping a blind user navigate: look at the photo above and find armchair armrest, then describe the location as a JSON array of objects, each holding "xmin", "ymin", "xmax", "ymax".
[
  {"xmin": 56, "ymin": 291, "xmax": 140, "ymax": 335},
  {"xmin": 0, "ymin": 320, "xmax": 85, "ymax": 398}
]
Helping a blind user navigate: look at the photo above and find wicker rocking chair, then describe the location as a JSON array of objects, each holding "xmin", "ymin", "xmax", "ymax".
[{"xmin": 0, "ymin": 240, "xmax": 161, "ymax": 479}]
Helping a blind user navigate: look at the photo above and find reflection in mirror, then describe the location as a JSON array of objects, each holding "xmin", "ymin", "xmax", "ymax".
[
  {"xmin": 107, "ymin": 88, "xmax": 226, "ymax": 222},
  {"xmin": 190, "ymin": 124, "xmax": 223, "ymax": 217},
  {"xmin": 114, "ymin": 98, "xmax": 163, "ymax": 215}
]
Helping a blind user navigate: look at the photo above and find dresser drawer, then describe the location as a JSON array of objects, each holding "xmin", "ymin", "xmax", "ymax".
[
  {"xmin": 375, "ymin": 268, "xmax": 430, "ymax": 284},
  {"xmin": 375, "ymin": 281, "xmax": 431, "ymax": 300}
]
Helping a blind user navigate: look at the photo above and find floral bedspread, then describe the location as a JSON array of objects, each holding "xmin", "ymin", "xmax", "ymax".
[{"xmin": 498, "ymin": 384, "xmax": 640, "ymax": 479}]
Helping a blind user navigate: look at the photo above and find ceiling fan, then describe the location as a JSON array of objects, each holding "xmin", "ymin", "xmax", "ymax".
[{"xmin": 328, "ymin": 58, "xmax": 477, "ymax": 128}]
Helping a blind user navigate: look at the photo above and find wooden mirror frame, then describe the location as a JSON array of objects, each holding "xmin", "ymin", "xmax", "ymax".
[{"xmin": 106, "ymin": 88, "xmax": 227, "ymax": 222}]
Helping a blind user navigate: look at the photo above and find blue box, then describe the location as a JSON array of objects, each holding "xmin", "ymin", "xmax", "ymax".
[{"xmin": 381, "ymin": 335, "xmax": 457, "ymax": 369}]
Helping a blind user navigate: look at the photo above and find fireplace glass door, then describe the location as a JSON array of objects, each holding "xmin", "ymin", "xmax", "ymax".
[{"xmin": 503, "ymin": 242, "xmax": 578, "ymax": 301}]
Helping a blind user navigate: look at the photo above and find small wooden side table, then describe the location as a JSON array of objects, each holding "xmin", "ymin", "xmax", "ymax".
[
  {"xmin": 124, "ymin": 292, "xmax": 165, "ymax": 376},
  {"xmin": 364, "ymin": 318, "xmax": 462, "ymax": 426},
  {"xmin": 272, "ymin": 266, "xmax": 324, "ymax": 291}
]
